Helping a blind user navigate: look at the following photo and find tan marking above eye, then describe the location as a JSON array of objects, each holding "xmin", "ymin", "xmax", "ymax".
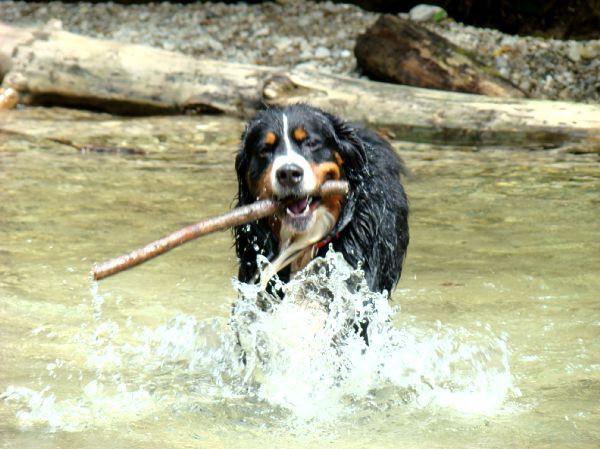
[
  {"xmin": 334, "ymin": 151, "xmax": 344, "ymax": 166},
  {"xmin": 311, "ymin": 161, "xmax": 341, "ymax": 185},
  {"xmin": 293, "ymin": 127, "xmax": 308, "ymax": 142},
  {"xmin": 265, "ymin": 131, "xmax": 277, "ymax": 146}
]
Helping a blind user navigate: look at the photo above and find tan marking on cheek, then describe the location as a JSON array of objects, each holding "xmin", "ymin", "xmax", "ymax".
[
  {"xmin": 254, "ymin": 165, "xmax": 274, "ymax": 200},
  {"xmin": 265, "ymin": 131, "xmax": 277, "ymax": 146},
  {"xmin": 334, "ymin": 151, "xmax": 344, "ymax": 166},
  {"xmin": 310, "ymin": 161, "xmax": 341, "ymax": 186},
  {"xmin": 293, "ymin": 127, "xmax": 308, "ymax": 142},
  {"xmin": 321, "ymin": 195, "xmax": 343, "ymax": 224}
]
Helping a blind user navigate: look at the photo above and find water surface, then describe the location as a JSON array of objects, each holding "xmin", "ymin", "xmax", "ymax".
[{"xmin": 1, "ymin": 108, "xmax": 599, "ymax": 448}]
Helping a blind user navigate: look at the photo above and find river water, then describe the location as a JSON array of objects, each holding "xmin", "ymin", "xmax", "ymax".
[{"xmin": 1, "ymin": 107, "xmax": 599, "ymax": 448}]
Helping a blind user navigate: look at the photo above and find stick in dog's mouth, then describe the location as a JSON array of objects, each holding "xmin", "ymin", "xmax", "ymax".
[
  {"xmin": 278, "ymin": 180, "xmax": 349, "ymax": 215},
  {"xmin": 260, "ymin": 181, "xmax": 350, "ymax": 290},
  {"xmin": 91, "ymin": 180, "xmax": 349, "ymax": 281}
]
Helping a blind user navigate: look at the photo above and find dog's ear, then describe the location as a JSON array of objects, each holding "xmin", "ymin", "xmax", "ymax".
[
  {"xmin": 322, "ymin": 112, "xmax": 367, "ymax": 235},
  {"xmin": 234, "ymin": 121, "xmax": 279, "ymax": 283},
  {"xmin": 234, "ymin": 151, "xmax": 249, "ymax": 207},
  {"xmin": 235, "ymin": 123, "xmax": 257, "ymax": 207},
  {"xmin": 325, "ymin": 112, "xmax": 367, "ymax": 175}
]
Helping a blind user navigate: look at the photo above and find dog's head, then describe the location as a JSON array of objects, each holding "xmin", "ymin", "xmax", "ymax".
[
  {"xmin": 236, "ymin": 104, "xmax": 364, "ymax": 232},
  {"xmin": 235, "ymin": 104, "xmax": 366, "ymax": 281}
]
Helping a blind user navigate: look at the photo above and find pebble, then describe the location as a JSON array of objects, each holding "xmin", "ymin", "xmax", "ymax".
[
  {"xmin": 0, "ymin": 0, "xmax": 598, "ymax": 103},
  {"xmin": 314, "ymin": 46, "xmax": 331, "ymax": 59},
  {"xmin": 408, "ymin": 4, "xmax": 448, "ymax": 22},
  {"xmin": 567, "ymin": 43, "xmax": 581, "ymax": 63},
  {"xmin": 580, "ymin": 42, "xmax": 600, "ymax": 59}
]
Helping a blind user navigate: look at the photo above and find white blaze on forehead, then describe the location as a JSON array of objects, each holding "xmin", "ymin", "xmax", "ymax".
[
  {"xmin": 270, "ymin": 113, "xmax": 316, "ymax": 195},
  {"xmin": 282, "ymin": 113, "xmax": 293, "ymax": 155}
]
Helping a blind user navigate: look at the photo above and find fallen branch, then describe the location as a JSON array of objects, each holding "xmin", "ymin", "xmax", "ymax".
[
  {"xmin": 355, "ymin": 15, "xmax": 525, "ymax": 98},
  {"xmin": 91, "ymin": 180, "xmax": 349, "ymax": 281},
  {"xmin": 2, "ymin": 22, "xmax": 599, "ymax": 148}
]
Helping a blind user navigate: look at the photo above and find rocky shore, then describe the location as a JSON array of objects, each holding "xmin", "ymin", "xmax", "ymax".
[{"xmin": 1, "ymin": 1, "xmax": 598, "ymax": 103}]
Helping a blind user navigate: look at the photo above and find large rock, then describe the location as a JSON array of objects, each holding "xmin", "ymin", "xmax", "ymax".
[{"xmin": 354, "ymin": 15, "xmax": 525, "ymax": 97}]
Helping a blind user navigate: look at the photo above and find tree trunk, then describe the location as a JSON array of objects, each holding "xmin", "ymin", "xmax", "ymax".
[
  {"xmin": 262, "ymin": 71, "xmax": 600, "ymax": 149},
  {"xmin": 354, "ymin": 15, "xmax": 526, "ymax": 98},
  {"xmin": 0, "ymin": 22, "xmax": 34, "ymax": 79},
  {"xmin": 1, "ymin": 24, "xmax": 271, "ymax": 116},
  {"xmin": 1, "ymin": 23, "xmax": 598, "ymax": 149}
]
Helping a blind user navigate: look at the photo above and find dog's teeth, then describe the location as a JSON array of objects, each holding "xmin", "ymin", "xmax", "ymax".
[
  {"xmin": 285, "ymin": 197, "xmax": 312, "ymax": 217},
  {"xmin": 302, "ymin": 200, "xmax": 310, "ymax": 214}
]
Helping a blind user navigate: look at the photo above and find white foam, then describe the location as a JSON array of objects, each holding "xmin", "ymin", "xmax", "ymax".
[
  {"xmin": 3, "ymin": 250, "xmax": 520, "ymax": 431},
  {"xmin": 2, "ymin": 383, "xmax": 153, "ymax": 432},
  {"xmin": 231, "ymin": 250, "xmax": 521, "ymax": 422}
]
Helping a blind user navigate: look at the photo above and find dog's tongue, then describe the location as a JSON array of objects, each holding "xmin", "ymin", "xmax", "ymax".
[{"xmin": 287, "ymin": 197, "xmax": 309, "ymax": 215}]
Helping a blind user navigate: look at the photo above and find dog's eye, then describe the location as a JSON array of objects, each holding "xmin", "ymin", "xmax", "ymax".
[
  {"xmin": 257, "ymin": 146, "xmax": 273, "ymax": 158},
  {"xmin": 304, "ymin": 138, "xmax": 320, "ymax": 151},
  {"xmin": 256, "ymin": 131, "xmax": 277, "ymax": 158}
]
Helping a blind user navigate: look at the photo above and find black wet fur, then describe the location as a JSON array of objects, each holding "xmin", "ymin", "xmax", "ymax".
[{"xmin": 234, "ymin": 104, "xmax": 409, "ymax": 301}]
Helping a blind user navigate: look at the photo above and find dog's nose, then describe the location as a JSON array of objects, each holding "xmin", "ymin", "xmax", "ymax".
[{"xmin": 276, "ymin": 164, "xmax": 304, "ymax": 188}]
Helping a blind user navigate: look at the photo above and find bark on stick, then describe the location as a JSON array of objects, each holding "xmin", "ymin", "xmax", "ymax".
[{"xmin": 91, "ymin": 180, "xmax": 349, "ymax": 281}]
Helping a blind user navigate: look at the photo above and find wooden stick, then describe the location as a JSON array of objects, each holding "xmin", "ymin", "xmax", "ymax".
[{"xmin": 91, "ymin": 180, "xmax": 349, "ymax": 281}]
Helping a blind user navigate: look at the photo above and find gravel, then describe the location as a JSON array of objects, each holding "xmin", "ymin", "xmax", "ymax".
[
  {"xmin": 1, "ymin": 1, "xmax": 598, "ymax": 103},
  {"xmin": 419, "ymin": 19, "xmax": 600, "ymax": 103}
]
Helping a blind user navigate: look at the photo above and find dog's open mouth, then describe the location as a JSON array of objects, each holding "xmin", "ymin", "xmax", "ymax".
[{"xmin": 280, "ymin": 196, "xmax": 321, "ymax": 231}]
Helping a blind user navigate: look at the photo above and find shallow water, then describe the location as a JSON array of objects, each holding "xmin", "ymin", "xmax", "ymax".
[{"xmin": 1, "ymin": 108, "xmax": 599, "ymax": 448}]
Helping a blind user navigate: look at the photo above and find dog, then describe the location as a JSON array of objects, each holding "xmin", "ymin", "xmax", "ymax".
[{"xmin": 233, "ymin": 104, "xmax": 409, "ymax": 311}]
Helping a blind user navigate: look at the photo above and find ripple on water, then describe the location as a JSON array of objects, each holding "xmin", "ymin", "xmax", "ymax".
[{"xmin": 2, "ymin": 250, "xmax": 520, "ymax": 431}]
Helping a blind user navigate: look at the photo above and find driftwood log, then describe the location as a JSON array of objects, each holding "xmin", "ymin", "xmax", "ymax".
[
  {"xmin": 0, "ymin": 23, "xmax": 271, "ymax": 116},
  {"xmin": 354, "ymin": 15, "xmax": 525, "ymax": 98},
  {"xmin": 92, "ymin": 180, "xmax": 349, "ymax": 281},
  {"xmin": 1, "ymin": 22, "xmax": 599, "ymax": 149},
  {"xmin": 0, "ymin": 22, "xmax": 34, "ymax": 78}
]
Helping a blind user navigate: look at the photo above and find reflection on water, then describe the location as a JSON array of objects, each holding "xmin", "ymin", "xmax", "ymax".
[{"xmin": 1, "ymin": 107, "xmax": 599, "ymax": 448}]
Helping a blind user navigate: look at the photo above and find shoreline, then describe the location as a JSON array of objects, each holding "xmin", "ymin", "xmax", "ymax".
[{"xmin": 1, "ymin": 1, "xmax": 598, "ymax": 103}]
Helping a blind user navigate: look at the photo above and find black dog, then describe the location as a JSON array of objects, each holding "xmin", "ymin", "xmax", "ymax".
[{"xmin": 233, "ymin": 104, "xmax": 409, "ymax": 303}]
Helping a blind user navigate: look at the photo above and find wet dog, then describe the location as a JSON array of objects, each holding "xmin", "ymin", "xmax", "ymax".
[{"xmin": 233, "ymin": 104, "xmax": 409, "ymax": 304}]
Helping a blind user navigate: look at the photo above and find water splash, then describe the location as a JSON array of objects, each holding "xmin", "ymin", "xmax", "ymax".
[
  {"xmin": 231, "ymin": 250, "xmax": 520, "ymax": 422},
  {"xmin": 3, "ymin": 250, "xmax": 520, "ymax": 431},
  {"xmin": 2, "ymin": 382, "xmax": 153, "ymax": 432}
]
